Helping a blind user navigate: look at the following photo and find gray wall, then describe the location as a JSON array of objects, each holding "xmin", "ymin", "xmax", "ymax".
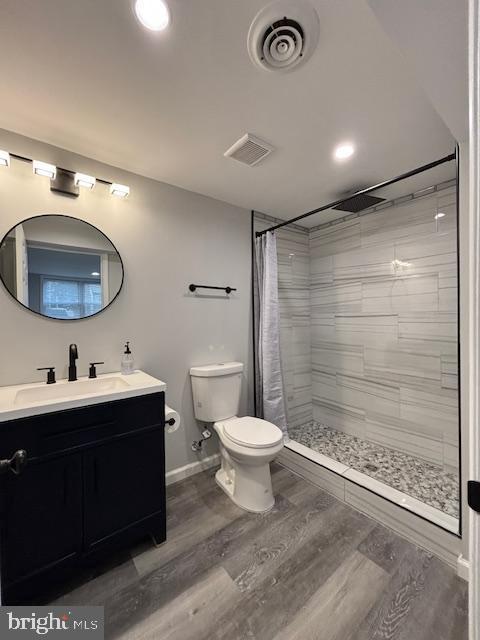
[{"xmin": 0, "ymin": 129, "xmax": 253, "ymax": 473}]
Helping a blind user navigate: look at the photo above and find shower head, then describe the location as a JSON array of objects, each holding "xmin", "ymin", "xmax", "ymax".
[{"xmin": 333, "ymin": 193, "xmax": 386, "ymax": 213}]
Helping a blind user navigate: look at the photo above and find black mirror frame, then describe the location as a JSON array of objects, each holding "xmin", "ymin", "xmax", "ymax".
[{"xmin": 0, "ymin": 214, "xmax": 125, "ymax": 322}]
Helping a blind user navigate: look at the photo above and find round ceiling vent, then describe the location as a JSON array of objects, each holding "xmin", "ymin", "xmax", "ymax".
[{"xmin": 248, "ymin": 0, "xmax": 319, "ymax": 72}]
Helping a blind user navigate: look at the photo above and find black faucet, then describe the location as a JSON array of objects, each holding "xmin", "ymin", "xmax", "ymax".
[{"xmin": 68, "ymin": 344, "xmax": 78, "ymax": 382}]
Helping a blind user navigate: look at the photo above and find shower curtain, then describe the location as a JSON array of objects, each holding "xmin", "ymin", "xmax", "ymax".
[{"xmin": 255, "ymin": 231, "xmax": 288, "ymax": 438}]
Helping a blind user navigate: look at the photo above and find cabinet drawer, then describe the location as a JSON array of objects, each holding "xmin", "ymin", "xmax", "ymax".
[{"xmin": 0, "ymin": 392, "xmax": 165, "ymax": 460}]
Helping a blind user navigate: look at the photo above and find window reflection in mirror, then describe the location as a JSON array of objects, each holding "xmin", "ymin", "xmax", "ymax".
[{"xmin": 0, "ymin": 215, "xmax": 123, "ymax": 320}]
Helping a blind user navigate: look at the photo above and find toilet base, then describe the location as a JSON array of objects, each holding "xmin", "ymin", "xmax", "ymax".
[{"xmin": 215, "ymin": 463, "xmax": 275, "ymax": 513}]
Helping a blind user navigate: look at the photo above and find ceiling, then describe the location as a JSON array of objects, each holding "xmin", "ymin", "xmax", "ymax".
[
  {"xmin": 368, "ymin": 0, "xmax": 468, "ymax": 144},
  {"xmin": 0, "ymin": 0, "xmax": 457, "ymax": 219}
]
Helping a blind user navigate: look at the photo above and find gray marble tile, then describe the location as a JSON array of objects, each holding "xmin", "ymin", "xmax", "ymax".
[
  {"xmin": 309, "ymin": 218, "xmax": 361, "ymax": 257},
  {"xmin": 362, "ymin": 275, "xmax": 439, "ymax": 314},
  {"xmin": 399, "ymin": 386, "xmax": 458, "ymax": 441},
  {"xmin": 393, "ymin": 231, "xmax": 457, "ymax": 267},
  {"xmin": 360, "ymin": 197, "xmax": 438, "ymax": 247},
  {"xmin": 274, "ymin": 223, "xmax": 313, "ymax": 427},
  {"xmin": 439, "ymin": 286, "xmax": 458, "ymax": 312},
  {"xmin": 335, "ymin": 313, "xmax": 398, "ymax": 347},
  {"xmin": 310, "ymin": 254, "xmax": 333, "ymax": 285},
  {"xmin": 441, "ymin": 353, "xmax": 458, "ymax": 390},
  {"xmin": 310, "ymin": 313, "xmax": 335, "ymax": 343},
  {"xmin": 311, "ymin": 281, "xmax": 362, "ymax": 313},
  {"xmin": 312, "ymin": 371, "xmax": 400, "ymax": 420},
  {"xmin": 311, "ymin": 402, "xmax": 366, "ymax": 438},
  {"xmin": 439, "ymin": 268, "xmax": 458, "ymax": 290},
  {"xmin": 333, "ymin": 244, "xmax": 395, "ymax": 280},
  {"xmin": 364, "ymin": 345, "xmax": 441, "ymax": 383},
  {"xmin": 337, "ymin": 374, "xmax": 400, "ymax": 417},
  {"xmin": 312, "ymin": 342, "xmax": 364, "ymax": 376},
  {"xmin": 398, "ymin": 312, "xmax": 457, "ymax": 343},
  {"xmin": 365, "ymin": 413, "xmax": 444, "ymax": 467}
]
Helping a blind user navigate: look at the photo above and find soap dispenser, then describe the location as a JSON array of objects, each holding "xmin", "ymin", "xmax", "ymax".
[{"xmin": 121, "ymin": 341, "xmax": 135, "ymax": 375}]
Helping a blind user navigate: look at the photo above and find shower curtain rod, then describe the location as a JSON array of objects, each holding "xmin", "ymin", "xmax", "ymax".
[{"xmin": 255, "ymin": 151, "xmax": 456, "ymax": 237}]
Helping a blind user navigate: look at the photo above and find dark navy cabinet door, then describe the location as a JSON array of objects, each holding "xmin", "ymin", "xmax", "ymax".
[
  {"xmin": 83, "ymin": 427, "xmax": 165, "ymax": 548},
  {"xmin": 2, "ymin": 453, "xmax": 82, "ymax": 586}
]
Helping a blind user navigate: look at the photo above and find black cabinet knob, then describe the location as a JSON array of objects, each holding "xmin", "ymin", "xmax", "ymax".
[{"xmin": 0, "ymin": 450, "xmax": 28, "ymax": 476}]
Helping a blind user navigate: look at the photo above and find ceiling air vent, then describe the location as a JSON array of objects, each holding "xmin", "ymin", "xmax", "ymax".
[
  {"xmin": 248, "ymin": 0, "xmax": 320, "ymax": 72},
  {"xmin": 224, "ymin": 134, "xmax": 274, "ymax": 167}
]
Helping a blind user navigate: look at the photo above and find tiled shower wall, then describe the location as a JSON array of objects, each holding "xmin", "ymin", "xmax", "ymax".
[
  {"xmin": 276, "ymin": 226, "xmax": 312, "ymax": 427},
  {"xmin": 309, "ymin": 185, "xmax": 459, "ymax": 472}
]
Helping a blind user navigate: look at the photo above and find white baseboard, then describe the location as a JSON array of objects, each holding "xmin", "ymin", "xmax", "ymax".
[
  {"xmin": 457, "ymin": 554, "xmax": 470, "ymax": 581},
  {"xmin": 166, "ymin": 453, "xmax": 221, "ymax": 486}
]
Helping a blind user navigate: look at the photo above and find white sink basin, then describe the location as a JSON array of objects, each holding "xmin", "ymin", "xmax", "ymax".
[
  {"xmin": 14, "ymin": 376, "xmax": 130, "ymax": 406},
  {"xmin": 0, "ymin": 371, "xmax": 166, "ymax": 422}
]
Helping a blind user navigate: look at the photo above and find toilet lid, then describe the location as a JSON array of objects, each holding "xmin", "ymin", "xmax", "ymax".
[{"xmin": 223, "ymin": 417, "xmax": 283, "ymax": 449}]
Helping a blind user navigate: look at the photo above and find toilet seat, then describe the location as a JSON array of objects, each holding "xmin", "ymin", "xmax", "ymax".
[{"xmin": 223, "ymin": 416, "xmax": 283, "ymax": 449}]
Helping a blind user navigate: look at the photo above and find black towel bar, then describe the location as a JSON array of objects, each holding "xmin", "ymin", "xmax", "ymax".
[{"xmin": 189, "ymin": 284, "xmax": 236, "ymax": 294}]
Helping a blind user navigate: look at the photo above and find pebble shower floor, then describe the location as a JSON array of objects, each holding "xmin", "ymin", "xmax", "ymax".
[{"xmin": 288, "ymin": 421, "xmax": 459, "ymax": 519}]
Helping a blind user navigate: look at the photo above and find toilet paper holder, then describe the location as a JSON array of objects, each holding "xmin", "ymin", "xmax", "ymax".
[{"xmin": 164, "ymin": 405, "xmax": 181, "ymax": 434}]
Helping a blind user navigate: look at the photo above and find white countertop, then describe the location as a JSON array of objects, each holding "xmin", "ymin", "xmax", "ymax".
[{"xmin": 0, "ymin": 370, "xmax": 166, "ymax": 423}]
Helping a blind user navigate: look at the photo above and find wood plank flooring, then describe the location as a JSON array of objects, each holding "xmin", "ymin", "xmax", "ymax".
[{"xmin": 51, "ymin": 463, "xmax": 468, "ymax": 640}]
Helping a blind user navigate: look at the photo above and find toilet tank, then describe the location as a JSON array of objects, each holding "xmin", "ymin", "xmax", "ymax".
[{"xmin": 189, "ymin": 362, "xmax": 244, "ymax": 422}]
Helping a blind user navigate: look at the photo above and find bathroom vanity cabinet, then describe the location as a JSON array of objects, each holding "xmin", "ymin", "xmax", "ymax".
[{"xmin": 0, "ymin": 391, "xmax": 166, "ymax": 604}]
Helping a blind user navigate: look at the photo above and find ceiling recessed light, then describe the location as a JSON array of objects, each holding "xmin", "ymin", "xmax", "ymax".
[
  {"xmin": 334, "ymin": 142, "xmax": 355, "ymax": 161},
  {"xmin": 134, "ymin": 0, "xmax": 170, "ymax": 31},
  {"xmin": 0, "ymin": 150, "xmax": 10, "ymax": 167},
  {"xmin": 110, "ymin": 183, "xmax": 130, "ymax": 198},
  {"xmin": 435, "ymin": 212, "xmax": 446, "ymax": 219},
  {"xmin": 91, "ymin": 271, "xmax": 100, "ymax": 277},
  {"xmin": 33, "ymin": 160, "xmax": 56, "ymax": 179},
  {"xmin": 75, "ymin": 172, "xmax": 96, "ymax": 190}
]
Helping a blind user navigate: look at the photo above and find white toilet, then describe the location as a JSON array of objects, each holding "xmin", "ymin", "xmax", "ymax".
[{"xmin": 190, "ymin": 362, "xmax": 284, "ymax": 513}]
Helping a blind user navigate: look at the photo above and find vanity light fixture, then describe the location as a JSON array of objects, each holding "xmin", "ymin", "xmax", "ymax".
[
  {"xmin": 0, "ymin": 150, "xmax": 10, "ymax": 167},
  {"xmin": 74, "ymin": 172, "xmax": 96, "ymax": 190},
  {"xmin": 3, "ymin": 150, "xmax": 130, "ymax": 198},
  {"xmin": 33, "ymin": 160, "xmax": 56, "ymax": 179},
  {"xmin": 334, "ymin": 142, "xmax": 355, "ymax": 161},
  {"xmin": 110, "ymin": 183, "xmax": 130, "ymax": 198},
  {"xmin": 134, "ymin": 0, "xmax": 170, "ymax": 31}
]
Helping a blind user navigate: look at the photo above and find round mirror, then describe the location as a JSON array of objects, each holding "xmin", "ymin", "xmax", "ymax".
[{"xmin": 0, "ymin": 215, "xmax": 124, "ymax": 320}]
